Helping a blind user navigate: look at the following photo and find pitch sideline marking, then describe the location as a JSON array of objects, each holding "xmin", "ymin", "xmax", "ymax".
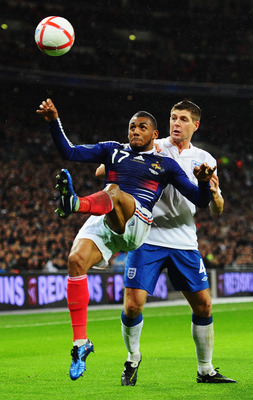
[{"xmin": 2, "ymin": 303, "xmax": 253, "ymax": 329}]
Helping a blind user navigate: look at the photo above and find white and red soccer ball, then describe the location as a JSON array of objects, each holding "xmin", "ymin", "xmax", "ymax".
[{"xmin": 35, "ymin": 16, "xmax": 75, "ymax": 56}]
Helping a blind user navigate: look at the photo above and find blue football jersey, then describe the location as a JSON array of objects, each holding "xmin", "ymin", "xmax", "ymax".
[{"xmin": 49, "ymin": 119, "xmax": 211, "ymax": 211}]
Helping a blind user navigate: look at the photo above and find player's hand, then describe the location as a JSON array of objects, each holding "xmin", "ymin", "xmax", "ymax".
[
  {"xmin": 154, "ymin": 143, "xmax": 162, "ymax": 152},
  {"xmin": 95, "ymin": 164, "xmax": 106, "ymax": 180},
  {"xmin": 36, "ymin": 98, "xmax": 59, "ymax": 122},
  {"xmin": 209, "ymin": 173, "xmax": 219, "ymax": 194},
  {"xmin": 193, "ymin": 162, "xmax": 217, "ymax": 182}
]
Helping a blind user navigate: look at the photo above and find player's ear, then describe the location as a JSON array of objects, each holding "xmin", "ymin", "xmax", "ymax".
[
  {"xmin": 193, "ymin": 121, "xmax": 200, "ymax": 132},
  {"xmin": 153, "ymin": 129, "xmax": 159, "ymax": 139}
]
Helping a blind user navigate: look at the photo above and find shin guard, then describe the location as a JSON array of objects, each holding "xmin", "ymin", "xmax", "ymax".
[
  {"xmin": 78, "ymin": 191, "xmax": 113, "ymax": 215},
  {"xmin": 67, "ymin": 275, "xmax": 89, "ymax": 341}
]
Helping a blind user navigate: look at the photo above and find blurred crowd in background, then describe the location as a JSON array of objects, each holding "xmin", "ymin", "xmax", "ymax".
[
  {"xmin": 0, "ymin": 99, "xmax": 252, "ymax": 273},
  {"xmin": 0, "ymin": 0, "xmax": 253, "ymax": 273}
]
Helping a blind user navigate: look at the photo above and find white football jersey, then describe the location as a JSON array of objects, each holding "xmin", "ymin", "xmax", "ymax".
[{"xmin": 145, "ymin": 137, "xmax": 220, "ymax": 250}]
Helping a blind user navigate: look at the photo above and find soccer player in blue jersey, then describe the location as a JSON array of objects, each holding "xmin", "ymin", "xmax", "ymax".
[{"xmin": 37, "ymin": 98, "xmax": 215, "ymax": 381}]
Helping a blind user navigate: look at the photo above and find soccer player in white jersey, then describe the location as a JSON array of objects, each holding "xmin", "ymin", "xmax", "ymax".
[
  {"xmin": 119, "ymin": 100, "xmax": 237, "ymax": 385},
  {"xmin": 37, "ymin": 98, "xmax": 214, "ymax": 381}
]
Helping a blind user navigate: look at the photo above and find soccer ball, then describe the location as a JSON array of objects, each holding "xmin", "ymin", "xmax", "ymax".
[{"xmin": 34, "ymin": 16, "xmax": 75, "ymax": 56}]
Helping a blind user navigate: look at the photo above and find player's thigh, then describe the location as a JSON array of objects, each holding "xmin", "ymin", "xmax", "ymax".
[
  {"xmin": 124, "ymin": 243, "xmax": 168, "ymax": 294},
  {"xmin": 68, "ymin": 238, "xmax": 103, "ymax": 276},
  {"xmin": 167, "ymin": 249, "xmax": 209, "ymax": 292},
  {"xmin": 105, "ymin": 185, "xmax": 136, "ymax": 233}
]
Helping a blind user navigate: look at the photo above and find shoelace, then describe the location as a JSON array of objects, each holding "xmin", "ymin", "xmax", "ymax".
[{"xmin": 71, "ymin": 346, "xmax": 79, "ymax": 362}]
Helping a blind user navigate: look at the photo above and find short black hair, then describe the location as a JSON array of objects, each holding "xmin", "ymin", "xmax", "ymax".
[
  {"xmin": 171, "ymin": 99, "xmax": 201, "ymax": 122},
  {"xmin": 131, "ymin": 111, "xmax": 158, "ymax": 129}
]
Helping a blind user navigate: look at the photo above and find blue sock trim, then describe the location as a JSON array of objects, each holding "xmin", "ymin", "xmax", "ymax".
[
  {"xmin": 192, "ymin": 314, "xmax": 213, "ymax": 326},
  {"xmin": 121, "ymin": 310, "xmax": 143, "ymax": 327}
]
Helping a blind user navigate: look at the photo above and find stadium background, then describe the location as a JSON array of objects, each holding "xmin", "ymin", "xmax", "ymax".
[{"xmin": 0, "ymin": 0, "xmax": 253, "ymax": 309}]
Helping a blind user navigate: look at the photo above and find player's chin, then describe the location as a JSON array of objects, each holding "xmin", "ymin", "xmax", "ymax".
[
  {"xmin": 130, "ymin": 142, "xmax": 146, "ymax": 152},
  {"xmin": 131, "ymin": 146, "xmax": 143, "ymax": 152}
]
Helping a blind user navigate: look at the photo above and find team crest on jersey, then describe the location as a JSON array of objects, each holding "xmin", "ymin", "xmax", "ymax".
[
  {"xmin": 127, "ymin": 268, "xmax": 136, "ymax": 279},
  {"xmin": 128, "ymin": 219, "xmax": 135, "ymax": 227},
  {"xmin": 151, "ymin": 162, "xmax": 161, "ymax": 170},
  {"xmin": 192, "ymin": 160, "xmax": 201, "ymax": 170}
]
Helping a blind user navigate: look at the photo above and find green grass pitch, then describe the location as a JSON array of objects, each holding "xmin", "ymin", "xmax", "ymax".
[{"xmin": 0, "ymin": 301, "xmax": 252, "ymax": 400}]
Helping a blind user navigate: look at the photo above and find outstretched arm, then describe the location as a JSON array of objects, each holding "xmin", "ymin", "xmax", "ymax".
[
  {"xmin": 169, "ymin": 161, "xmax": 213, "ymax": 208},
  {"xmin": 36, "ymin": 98, "xmax": 107, "ymax": 163},
  {"xmin": 37, "ymin": 98, "xmax": 74, "ymax": 160}
]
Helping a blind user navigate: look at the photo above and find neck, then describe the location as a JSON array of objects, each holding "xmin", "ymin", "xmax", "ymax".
[{"xmin": 169, "ymin": 137, "xmax": 191, "ymax": 153}]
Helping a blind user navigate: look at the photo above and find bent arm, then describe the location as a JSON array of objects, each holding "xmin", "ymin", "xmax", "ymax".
[
  {"xmin": 209, "ymin": 174, "xmax": 224, "ymax": 215},
  {"xmin": 170, "ymin": 171, "xmax": 212, "ymax": 208},
  {"xmin": 168, "ymin": 161, "xmax": 212, "ymax": 208},
  {"xmin": 209, "ymin": 192, "xmax": 224, "ymax": 215}
]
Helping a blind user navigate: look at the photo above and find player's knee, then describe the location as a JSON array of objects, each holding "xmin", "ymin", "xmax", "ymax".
[
  {"xmin": 105, "ymin": 183, "xmax": 132, "ymax": 210},
  {"xmin": 68, "ymin": 250, "xmax": 86, "ymax": 275},
  {"xmin": 124, "ymin": 298, "xmax": 144, "ymax": 319},
  {"xmin": 104, "ymin": 184, "xmax": 121, "ymax": 203},
  {"xmin": 195, "ymin": 298, "xmax": 212, "ymax": 317}
]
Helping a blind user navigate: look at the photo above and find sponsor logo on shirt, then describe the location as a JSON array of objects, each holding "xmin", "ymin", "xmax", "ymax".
[
  {"xmin": 133, "ymin": 155, "xmax": 145, "ymax": 163},
  {"xmin": 128, "ymin": 219, "xmax": 135, "ymax": 227},
  {"xmin": 149, "ymin": 168, "xmax": 159, "ymax": 175}
]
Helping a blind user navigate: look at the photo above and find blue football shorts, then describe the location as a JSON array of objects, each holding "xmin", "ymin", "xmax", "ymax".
[{"xmin": 124, "ymin": 243, "xmax": 209, "ymax": 294}]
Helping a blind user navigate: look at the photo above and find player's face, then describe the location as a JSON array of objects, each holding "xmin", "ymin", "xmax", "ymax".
[
  {"xmin": 170, "ymin": 109, "xmax": 199, "ymax": 143},
  {"xmin": 128, "ymin": 117, "xmax": 158, "ymax": 152}
]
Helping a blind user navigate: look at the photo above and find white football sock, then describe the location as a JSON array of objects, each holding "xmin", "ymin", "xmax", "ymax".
[
  {"xmin": 191, "ymin": 321, "xmax": 214, "ymax": 375},
  {"xmin": 121, "ymin": 320, "xmax": 143, "ymax": 362},
  {"xmin": 73, "ymin": 338, "xmax": 88, "ymax": 347}
]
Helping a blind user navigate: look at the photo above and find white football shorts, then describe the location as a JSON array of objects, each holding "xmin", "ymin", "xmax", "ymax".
[{"xmin": 74, "ymin": 198, "xmax": 153, "ymax": 268}]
